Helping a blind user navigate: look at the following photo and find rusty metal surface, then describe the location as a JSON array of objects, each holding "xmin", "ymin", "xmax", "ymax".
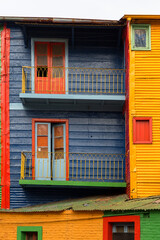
[
  {"xmin": 2, "ymin": 194, "xmax": 160, "ymax": 213},
  {"xmin": 0, "ymin": 16, "xmax": 125, "ymax": 26}
]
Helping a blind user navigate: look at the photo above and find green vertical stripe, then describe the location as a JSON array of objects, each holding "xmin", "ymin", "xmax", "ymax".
[{"xmin": 0, "ymin": 24, "xmax": 4, "ymax": 207}]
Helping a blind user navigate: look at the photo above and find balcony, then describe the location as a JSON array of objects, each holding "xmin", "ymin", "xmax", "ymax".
[
  {"xmin": 19, "ymin": 67, "xmax": 125, "ymax": 109},
  {"xmin": 19, "ymin": 152, "xmax": 126, "ymax": 188}
]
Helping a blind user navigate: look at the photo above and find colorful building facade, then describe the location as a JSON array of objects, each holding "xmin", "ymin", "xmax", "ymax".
[
  {"xmin": 124, "ymin": 15, "xmax": 160, "ymax": 199},
  {"xmin": 0, "ymin": 15, "xmax": 160, "ymax": 240}
]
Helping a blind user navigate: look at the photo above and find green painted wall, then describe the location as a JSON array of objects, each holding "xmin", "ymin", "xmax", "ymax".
[
  {"xmin": 104, "ymin": 211, "xmax": 160, "ymax": 239},
  {"xmin": 140, "ymin": 212, "xmax": 160, "ymax": 240},
  {"xmin": 0, "ymin": 25, "xmax": 3, "ymax": 207}
]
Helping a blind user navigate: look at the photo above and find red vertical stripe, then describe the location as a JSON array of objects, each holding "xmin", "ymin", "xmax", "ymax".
[
  {"xmin": 1, "ymin": 24, "xmax": 10, "ymax": 209},
  {"xmin": 123, "ymin": 21, "xmax": 130, "ymax": 197}
]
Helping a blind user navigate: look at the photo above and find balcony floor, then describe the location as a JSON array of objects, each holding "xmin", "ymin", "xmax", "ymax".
[
  {"xmin": 19, "ymin": 180, "xmax": 126, "ymax": 188},
  {"xmin": 19, "ymin": 93, "xmax": 125, "ymax": 111}
]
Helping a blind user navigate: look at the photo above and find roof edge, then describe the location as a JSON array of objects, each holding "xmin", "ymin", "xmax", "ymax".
[
  {"xmin": 123, "ymin": 15, "xmax": 160, "ymax": 20},
  {"xmin": 0, "ymin": 16, "xmax": 125, "ymax": 26}
]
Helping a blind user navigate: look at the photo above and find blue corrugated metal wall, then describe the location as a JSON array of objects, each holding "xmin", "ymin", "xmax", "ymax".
[{"xmin": 9, "ymin": 25, "xmax": 125, "ymax": 208}]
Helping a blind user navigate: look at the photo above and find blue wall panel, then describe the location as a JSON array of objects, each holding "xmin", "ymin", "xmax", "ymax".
[
  {"xmin": 9, "ymin": 110, "xmax": 125, "ymax": 208},
  {"xmin": 9, "ymin": 25, "xmax": 124, "ymax": 102},
  {"xmin": 8, "ymin": 24, "xmax": 125, "ymax": 208}
]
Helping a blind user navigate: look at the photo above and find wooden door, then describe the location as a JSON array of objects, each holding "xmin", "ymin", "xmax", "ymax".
[
  {"xmin": 52, "ymin": 124, "xmax": 66, "ymax": 180},
  {"xmin": 35, "ymin": 123, "xmax": 51, "ymax": 180},
  {"xmin": 51, "ymin": 42, "xmax": 65, "ymax": 94},
  {"xmin": 35, "ymin": 42, "xmax": 65, "ymax": 94},
  {"xmin": 35, "ymin": 42, "xmax": 50, "ymax": 93}
]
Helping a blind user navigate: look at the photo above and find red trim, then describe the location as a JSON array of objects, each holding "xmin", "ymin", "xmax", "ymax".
[
  {"xmin": 103, "ymin": 215, "xmax": 140, "ymax": 240},
  {"xmin": 1, "ymin": 24, "xmax": 10, "ymax": 209},
  {"xmin": 123, "ymin": 21, "xmax": 130, "ymax": 197},
  {"xmin": 32, "ymin": 119, "xmax": 69, "ymax": 180},
  {"xmin": 133, "ymin": 117, "xmax": 152, "ymax": 144}
]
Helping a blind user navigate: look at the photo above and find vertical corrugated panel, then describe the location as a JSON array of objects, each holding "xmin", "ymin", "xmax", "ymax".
[
  {"xmin": 0, "ymin": 25, "xmax": 3, "ymax": 206},
  {"xmin": 130, "ymin": 21, "xmax": 160, "ymax": 198}
]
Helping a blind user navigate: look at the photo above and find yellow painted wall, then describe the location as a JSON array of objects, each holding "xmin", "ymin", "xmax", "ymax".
[
  {"xmin": 0, "ymin": 210, "xmax": 103, "ymax": 240},
  {"xmin": 129, "ymin": 20, "xmax": 160, "ymax": 198}
]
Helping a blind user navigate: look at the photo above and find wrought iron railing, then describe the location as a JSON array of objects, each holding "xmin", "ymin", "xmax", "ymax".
[
  {"xmin": 22, "ymin": 67, "xmax": 125, "ymax": 95},
  {"xmin": 20, "ymin": 152, "xmax": 125, "ymax": 182}
]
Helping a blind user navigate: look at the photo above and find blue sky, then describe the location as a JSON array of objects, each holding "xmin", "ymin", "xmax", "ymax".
[{"xmin": 1, "ymin": 0, "xmax": 160, "ymax": 20}]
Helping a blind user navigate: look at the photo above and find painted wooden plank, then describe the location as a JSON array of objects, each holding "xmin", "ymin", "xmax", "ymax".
[
  {"xmin": 0, "ymin": 25, "xmax": 3, "ymax": 207},
  {"xmin": 9, "ymin": 26, "xmax": 124, "ymax": 104},
  {"xmin": 8, "ymin": 25, "xmax": 125, "ymax": 208},
  {"xmin": 19, "ymin": 180, "xmax": 126, "ymax": 187}
]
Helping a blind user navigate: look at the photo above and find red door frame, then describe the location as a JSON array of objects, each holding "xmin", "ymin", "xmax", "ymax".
[
  {"xmin": 103, "ymin": 215, "xmax": 140, "ymax": 240},
  {"xmin": 32, "ymin": 119, "xmax": 69, "ymax": 181}
]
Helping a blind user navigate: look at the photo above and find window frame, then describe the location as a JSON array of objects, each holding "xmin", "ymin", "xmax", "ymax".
[
  {"xmin": 131, "ymin": 24, "xmax": 151, "ymax": 51},
  {"xmin": 32, "ymin": 118, "xmax": 69, "ymax": 180},
  {"xmin": 133, "ymin": 117, "xmax": 152, "ymax": 144},
  {"xmin": 31, "ymin": 38, "xmax": 68, "ymax": 93},
  {"xmin": 17, "ymin": 226, "xmax": 42, "ymax": 240},
  {"xmin": 103, "ymin": 215, "xmax": 140, "ymax": 240}
]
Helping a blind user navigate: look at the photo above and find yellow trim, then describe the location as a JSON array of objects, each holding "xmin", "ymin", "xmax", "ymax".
[
  {"xmin": 123, "ymin": 15, "xmax": 160, "ymax": 20},
  {"xmin": 21, "ymin": 66, "xmax": 125, "ymax": 95},
  {"xmin": 128, "ymin": 20, "xmax": 137, "ymax": 198},
  {"xmin": 20, "ymin": 151, "xmax": 125, "ymax": 182}
]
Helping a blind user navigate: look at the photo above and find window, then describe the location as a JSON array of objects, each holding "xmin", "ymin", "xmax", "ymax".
[
  {"xmin": 103, "ymin": 215, "xmax": 140, "ymax": 240},
  {"xmin": 112, "ymin": 223, "xmax": 134, "ymax": 240},
  {"xmin": 32, "ymin": 119, "xmax": 69, "ymax": 181},
  {"xmin": 131, "ymin": 24, "xmax": 151, "ymax": 50},
  {"xmin": 25, "ymin": 232, "xmax": 37, "ymax": 240},
  {"xmin": 31, "ymin": 39, "xmax": 68, "ymax": 94},
  {"xmin": 133, "ymin": 117, "xmax": 152, "ymax": 144},
  {"xmin": 17, "ymin": 226, "xmax": 42, "ymax": 240}
]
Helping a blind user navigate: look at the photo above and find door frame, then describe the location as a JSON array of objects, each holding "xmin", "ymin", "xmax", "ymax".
[
  {"xmin": 32, "ymin": 119, "xmax": 69, "ymax": 180},
  {"xmin": 35, "ymin": 122, "xmax": 51, "ymax": 180},
  {"xmin": 52, "ymin": 123, "xmax": 66, "ymax": 180},
  {"xmin": 31, "ymin": 38, "xmax": 68, "ymax": 94}
]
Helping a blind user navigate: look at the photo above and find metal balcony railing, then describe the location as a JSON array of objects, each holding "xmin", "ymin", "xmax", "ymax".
[
  {"xmin": 22, "ymin": 67, "xmax": 125, "ymax": 95},
  {"xmin": 20, "ymin": 152, "xmax": 125, "ymax": 182}
]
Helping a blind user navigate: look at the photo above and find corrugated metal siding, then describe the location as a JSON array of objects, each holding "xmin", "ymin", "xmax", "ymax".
[
  {"xmin": 130, "ymin": 22, "xmax": 160, "ymax": 198},
  {"xmin": 10, "ymin": 110, "xmax": 125, "ymax": 208}
]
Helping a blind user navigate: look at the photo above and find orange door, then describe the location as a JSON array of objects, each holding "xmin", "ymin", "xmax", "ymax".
[
  {"xmin": 35, "ymin": 42, "xmax": 50, "ymax": 93},
  {"xmin": 51, "ymin": 42, "xmax": 65, "ymax": 94},
  {"xmin": 35, "ymin": 42, "xmax": 65, "ymax": 94}
]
